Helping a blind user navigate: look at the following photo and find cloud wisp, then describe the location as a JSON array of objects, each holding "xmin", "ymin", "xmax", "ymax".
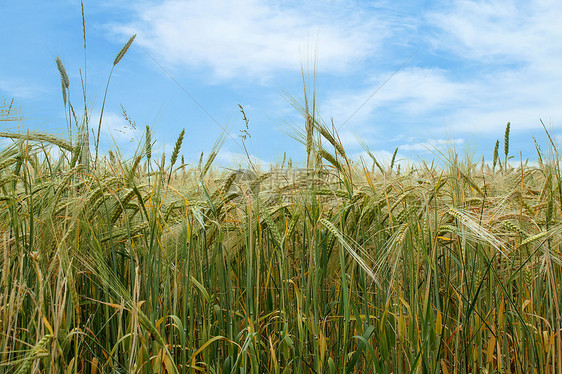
[{"xmin": 111, "ymin": 0, "xmax": 389, "ymax": 81}]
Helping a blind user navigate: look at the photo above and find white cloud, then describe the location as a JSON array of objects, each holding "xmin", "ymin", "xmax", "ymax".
[
  {"xmin": 426, "ymin": 0, "xmax": 562, "ymax": 65},
  {"xmin": 215, "ymin": 149, "xmax": 271, "ymax": 168},
  {"xmin": 324, "ymin": 67, "xmax": 472, "ymax": 127},
  {"xmin": 422, "ymin": 1, "xmax": 562, "ymax": 133},
  {"xmin": 111, "ymin": 0, "xmax": 388, "ymax": 80},
  {"xmin": 400, "ymin": 138, "xmax": 464, "ymax": 151}
]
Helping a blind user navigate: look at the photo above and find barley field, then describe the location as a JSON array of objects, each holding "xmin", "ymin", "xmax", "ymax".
[
  {"xmin": 1, "ymin": 30, "xmax": 561, "ymax": 374},
  {"xmin": 2, "ymin": 97, "xmax": 562, "ymax": 373}
]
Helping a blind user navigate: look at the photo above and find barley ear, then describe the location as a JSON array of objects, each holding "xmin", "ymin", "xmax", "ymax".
[
  {"xmin": 504, "ymin": 121, "xmax": 510, "ymax": 158},
  {"xmin": 197, "ymin": 152, "xmax": 204, "ymax": 174},
  {"xmin": 390, "ymin": 147, "xmax": 399, "ymax": 171},
  {"xmin": 168, "ymin": 128, "xmax": 185, "ymax": 184},
  {"xmin": 201, "ymin": 151, "xmax": 217, "ymax": 178},
  {"xmin": 546, "ymin": 196, "xmax": 553, "ymax": 227},
  {"xmin": 502, "ymin": 121, "xmax": 511, "ymax": 172},
  {"xmin": 170, "ymin": 128, "xmax": 185, "ymax": 169},
  {"xmin": 145, "ymin": 125, "xmax": 152, "ymax": 162},
  {"xmin": 81, "ymin": 1, "xmax": 86, "ymax": 51},
  {"xmin": 160, "ymin": 151, "xmax": 166, "ymax": 171},
  {"xmin": 15, "ymin": 334, "xmax": 53, "ymax": 374},
  {"xmin": 56, "ymin": 57, "xmax": 70, "ymax": 88},
  {"xmin": 113, "ymin": 34, "xmax": 136, "ymax": 66},
  {"xmin": 306, "ymin": 113, "xmax": 314, "ymax": 168},
  {"xmin": 60, "ymin": 77, "xmax": 68, "ymax": 107},
  {"xmin": 492, "ymin": 140, "xmax": 499, "ymax": 172}
]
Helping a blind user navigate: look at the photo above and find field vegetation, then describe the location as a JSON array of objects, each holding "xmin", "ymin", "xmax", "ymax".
[{"xmin": 1, "ymin": 13, "xmax": 561, "ymax": 373}]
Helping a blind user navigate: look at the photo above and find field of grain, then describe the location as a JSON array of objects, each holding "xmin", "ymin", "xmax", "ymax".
[
  {"xmin": 1, "ymin": 28, "xmax": 561, "ymax": 373},
  {"xmin": 1, "ymin": 95, "xmax": 562, "ymax": 373}
]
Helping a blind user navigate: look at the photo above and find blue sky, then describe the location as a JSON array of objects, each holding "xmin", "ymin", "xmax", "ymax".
[{"xmin": 1, "ymin": 0, "xmax": 561, "ymax": 167}]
